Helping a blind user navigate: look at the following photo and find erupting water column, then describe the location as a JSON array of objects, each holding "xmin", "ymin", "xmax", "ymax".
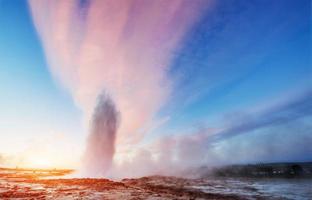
[{"xmin": 83, "ymin": 93, "xmax": 119, "ymax": 177}]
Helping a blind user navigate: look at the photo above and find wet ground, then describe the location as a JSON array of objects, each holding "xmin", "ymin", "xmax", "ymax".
[{"xmin": 0, "ymin": 168, "xmax": 310, "ymax": 199}]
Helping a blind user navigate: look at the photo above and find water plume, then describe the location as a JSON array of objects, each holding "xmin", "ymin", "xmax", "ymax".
[{"xmin": 83, "ymin": 92, "xmax": 119, "ymax": 177}]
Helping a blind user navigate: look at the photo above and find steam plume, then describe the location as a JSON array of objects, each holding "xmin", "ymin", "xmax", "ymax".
[{"xmin": 28, "ymin": 0, "xmax": 211, "ymax": 176}]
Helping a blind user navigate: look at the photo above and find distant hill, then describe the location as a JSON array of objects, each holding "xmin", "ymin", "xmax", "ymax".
[{"xmin": 206, "ymin": 162, "xmax": 312, "ymax": 178}]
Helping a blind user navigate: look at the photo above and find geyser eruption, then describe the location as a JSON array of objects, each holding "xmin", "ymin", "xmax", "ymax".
[
  {"xmin": 28, "ymin": 0, "xmax": 212, "ymax": 177},
  {"xmin": 83, "ymin": 92, "xmax": 119, "ymax": 177}
]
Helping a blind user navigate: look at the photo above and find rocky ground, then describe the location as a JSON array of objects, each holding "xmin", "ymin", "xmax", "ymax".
[{"xmin": 0, "ymin": 168, "xmax": 305, "ymax": 199}]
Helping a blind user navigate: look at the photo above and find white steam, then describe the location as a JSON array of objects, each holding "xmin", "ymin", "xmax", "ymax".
[{"xmin": 28, "ymin": 0, "xmax": 210, "ymax": 176}]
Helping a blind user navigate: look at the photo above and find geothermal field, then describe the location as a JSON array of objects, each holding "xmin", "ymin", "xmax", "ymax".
[
  {"xmin": 0, "ymin": 0, "xmax": 311, "ymax": 199},
  {"xmin": 0, "ymin": 167, "xmax": 311, "ymax": 199}
]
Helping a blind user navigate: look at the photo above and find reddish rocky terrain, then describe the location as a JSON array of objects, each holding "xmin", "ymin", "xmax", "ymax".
[
  {"xmin": 0, "ymin": 168, "xmax": 246, "ymax": 199},
  {"xmin": 1, "ymin": 167, "xmax": 310, "ymax": 199}
]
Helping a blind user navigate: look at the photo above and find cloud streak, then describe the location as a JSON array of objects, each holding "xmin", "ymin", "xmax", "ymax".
[{"xmin": 211, "ymin": 90, "xmax": 312, "ymax": 142}]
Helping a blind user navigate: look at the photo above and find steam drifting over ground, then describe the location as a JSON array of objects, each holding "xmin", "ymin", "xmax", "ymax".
[{"xmin": 110, "ymin": 91, "xmax": 312, "ymax": 178}]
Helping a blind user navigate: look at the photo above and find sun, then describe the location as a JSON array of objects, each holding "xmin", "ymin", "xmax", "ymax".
[{"xmin": 27, "ymin": 157, "xmax": 52, "ymax": 169}]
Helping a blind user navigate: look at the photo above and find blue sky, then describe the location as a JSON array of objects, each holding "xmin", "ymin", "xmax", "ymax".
[
  {"xmin": 0, "ymin": 0, "xmax": 311, "ymax": 168},
  {"xmin": 163, "ymin": 0, "xmax": 311, "ymax": 130},
  {"xmin": 0, "ymin": 0, "xmax": 83, "ymax": 161}
]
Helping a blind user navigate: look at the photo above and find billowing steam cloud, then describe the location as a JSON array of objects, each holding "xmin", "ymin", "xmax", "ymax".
[
  {"xmin": 83, "ymin": 92, "xmax": 119, "ymax": 177},
  {"xmin": 111, "ymin": 91, "xmax": 312, "ymax": 178},
  {"xmin": 28, "ymin": 0, "xmax": 211, "ymax": 176}
]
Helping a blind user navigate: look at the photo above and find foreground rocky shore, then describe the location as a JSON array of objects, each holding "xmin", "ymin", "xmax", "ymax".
[
  {"xmin": 0, "ymin": 172, "xmax": 244, "ymax": 199},
  {"xmin": 9, "ymin": 177, "xmax": 247, "ymax": 199},
  {"xmin": 1, "ymin": 168, "xmax": 310, "ymax": 199}
]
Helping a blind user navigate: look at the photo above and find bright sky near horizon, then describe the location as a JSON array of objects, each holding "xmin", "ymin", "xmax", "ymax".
[{"xmin": 0, "ymin": 0, "xmax": 311, "ymax": 171}]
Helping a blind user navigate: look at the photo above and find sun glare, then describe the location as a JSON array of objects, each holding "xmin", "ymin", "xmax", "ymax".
[{"xmin": 27, "ymin": 157, "xmax": 53, "ymax": 169}]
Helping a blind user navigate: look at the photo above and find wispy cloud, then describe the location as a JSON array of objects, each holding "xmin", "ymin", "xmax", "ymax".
[{"xmin": 211, "ymin": 90, "xmax": 312, "ymax": 142}]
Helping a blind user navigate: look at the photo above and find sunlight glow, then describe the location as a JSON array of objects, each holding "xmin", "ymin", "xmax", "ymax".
[{"xmin": 26, "ymin": 157, "xmax": 53, "ymax": 169}]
